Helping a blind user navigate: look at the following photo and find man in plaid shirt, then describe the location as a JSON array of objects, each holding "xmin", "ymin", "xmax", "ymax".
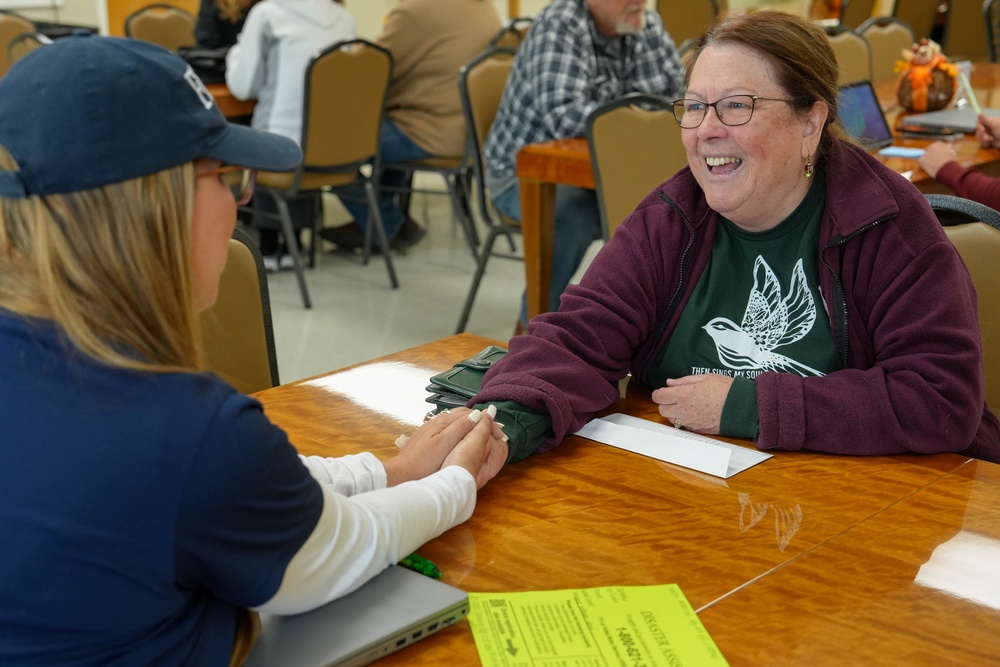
[{"xmin": 484, "ymin": 0, "xmax": 686, "ymax": 332}]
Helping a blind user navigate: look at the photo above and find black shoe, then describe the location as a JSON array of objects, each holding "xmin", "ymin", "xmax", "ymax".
[
  {"xmin": 390, "ymin": 216, "xmax": 427, "ymax": 251},
  {"xmin": 319, "ymin": 222, "xmax": 364, "ymax": 250}
]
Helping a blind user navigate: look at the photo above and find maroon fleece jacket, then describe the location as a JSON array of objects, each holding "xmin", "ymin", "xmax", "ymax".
[{"xmin": 475, "ymin": 141, "xmax": 1000, "ymax": 463}]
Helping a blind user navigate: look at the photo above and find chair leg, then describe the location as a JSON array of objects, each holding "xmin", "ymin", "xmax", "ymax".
[
  {"xmin": 364, "ymin": 180, "xmax": 399, "ymax": 289},
  {"xmin": 448, "ymin": 175, "xmax": 480, "ymax": 262},
  {"xmin": 399, "ymin": 170, "xmax": 414, "ymax": 219},
  {"xmin": 455, "ymin": 227, "xmax": 501, "ymax": 334},
  {"xmin": 271, "ymin": 194, "xmax": 312, "ymax": 309}
]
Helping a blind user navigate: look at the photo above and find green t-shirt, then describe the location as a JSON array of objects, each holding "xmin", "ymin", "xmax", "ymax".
[{"xmin": 651, "ymin": 177, "xmax": 840, "ymax": 437}]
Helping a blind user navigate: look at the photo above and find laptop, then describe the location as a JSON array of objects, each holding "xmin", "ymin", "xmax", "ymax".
[
  {"xmin": 244, "ymin": 565, "xmax": 470, "ymax": 667},
  {"xmin": 903, "ymin": 107, "xmax": 1000, "ymax": 133},
  {"xmin": 837, "ymin": 80, "xmax": 895, "ymax": 150}
]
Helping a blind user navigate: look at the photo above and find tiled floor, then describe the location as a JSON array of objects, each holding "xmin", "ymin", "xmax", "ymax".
[{"xmin": 264, "ymin": 177, "xmax": 601, "ymax": 384}]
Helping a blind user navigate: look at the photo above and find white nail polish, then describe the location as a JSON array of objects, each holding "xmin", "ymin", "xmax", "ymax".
[
  {"xmin": 468, "ymin": 409, "xmax": 483, "ymax": 424},
  {"xmin": 486, "ymin": 404, "xmax": 497, "ymax": 418}
]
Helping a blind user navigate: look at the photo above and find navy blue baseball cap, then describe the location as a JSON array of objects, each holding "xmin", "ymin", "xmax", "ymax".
[{"xmin": 0, "ymin": 33, "xmax": 302, "ymax": 199}]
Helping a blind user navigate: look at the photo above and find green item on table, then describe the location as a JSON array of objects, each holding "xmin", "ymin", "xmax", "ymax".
[{"xmin": 398, "ymin": 553, "xmax": 442, "ymax": 579}]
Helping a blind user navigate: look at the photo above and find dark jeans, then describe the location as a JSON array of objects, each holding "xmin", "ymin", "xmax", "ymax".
[{"xmin": 340, "ymin": 118, "xmax": 433, "ymax": 238}]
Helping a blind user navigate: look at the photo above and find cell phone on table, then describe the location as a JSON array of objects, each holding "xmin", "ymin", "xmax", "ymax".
[{"xmin": 897, "ymin": 125, "xmax": 961, "ymax": 139}]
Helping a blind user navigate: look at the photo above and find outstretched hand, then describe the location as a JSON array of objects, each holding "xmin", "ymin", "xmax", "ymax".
[
  {"xmin": 976, "ymin": 113, "xmax": 1000, "ymax": 148},
  {"xmin": 651, "ymin": 374, "xmax": 733, "ymax": 434},
  {"xmin": 916, "ymin": 141, "xmax": 959, "ymax": 179},
  {"xmin": 385, "ymin": 407, "xmax": 507, "ymax": 488}
]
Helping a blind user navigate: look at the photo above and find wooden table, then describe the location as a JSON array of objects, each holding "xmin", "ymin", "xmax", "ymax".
[
  {"xmin": 518, "ymin": 63, "xmax": 1000, "ymax": 319},
  {"xmin": 208, "ymin": 82, "xmax": 256, "ymax": 119},
  {"xmin": 253, "ymin": 333, "xmax": 1000, "ymax": 666}
]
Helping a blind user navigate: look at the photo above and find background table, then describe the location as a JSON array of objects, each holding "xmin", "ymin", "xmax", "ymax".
[
  {"xmin": 518, "ymin": 63, "xmax": 1000, "ymax": 319},
  {"xmin": 208, "ymin": 82, "xmax": 256, "ymax": 119},
  {"xmin": 253, "ymin": 334, "xmax": 1000, "ymax": 666}
]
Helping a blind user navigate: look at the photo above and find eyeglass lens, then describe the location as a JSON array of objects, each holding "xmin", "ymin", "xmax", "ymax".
[
  {"xmin": 672, "ymin": 95, "xmax": 756, "ymax": 128},
  {"xmin": 213, "ymin": 166, "xmax": 256, "ymax": 205}
]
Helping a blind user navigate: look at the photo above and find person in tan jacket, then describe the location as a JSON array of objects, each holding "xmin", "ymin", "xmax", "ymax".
[{"xmin": 322, "ymin": 0, "xmax": 501, "ymax": 251}]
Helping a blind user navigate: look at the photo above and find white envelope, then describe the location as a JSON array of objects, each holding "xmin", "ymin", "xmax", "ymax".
[{"xmin": 575, "ymin": 413, "xmax": 771, "ymax": 479}]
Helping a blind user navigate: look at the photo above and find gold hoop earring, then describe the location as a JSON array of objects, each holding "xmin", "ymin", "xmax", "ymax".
[{"xmin": 804, "ymin": 160, "xmax": 814, "ymax": 179}]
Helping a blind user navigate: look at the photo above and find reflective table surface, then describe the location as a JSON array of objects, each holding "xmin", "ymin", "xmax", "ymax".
[{"xmin": 254, "ymin": 334, "xmax": 1000, "ymax": 666}]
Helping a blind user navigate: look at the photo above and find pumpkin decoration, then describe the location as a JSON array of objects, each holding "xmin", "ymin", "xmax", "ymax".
[{"xmin": 895, "ymin": 39, "xmax": 957, "ymax": 113}]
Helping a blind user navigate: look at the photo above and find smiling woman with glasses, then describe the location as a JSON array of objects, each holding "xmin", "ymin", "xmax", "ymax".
[{"xmin": 467, "ymin": 10, "xmax": 999, "ymax": 479}]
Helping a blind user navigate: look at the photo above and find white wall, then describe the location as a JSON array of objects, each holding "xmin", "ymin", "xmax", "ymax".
[{"xmin": 2, "ymin": 1, "xmax": 97, "ymax": 27}]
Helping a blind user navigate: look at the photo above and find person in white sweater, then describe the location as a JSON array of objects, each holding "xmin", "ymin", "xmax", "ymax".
[{"xmin": 226, "ymin": 0, "xmax": 356, "ymax": 268}]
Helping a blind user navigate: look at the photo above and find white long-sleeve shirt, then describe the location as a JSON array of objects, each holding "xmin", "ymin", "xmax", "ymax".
[{"xmin": 257, "ymin": 453, "xmax": 476, "ymax": 614}]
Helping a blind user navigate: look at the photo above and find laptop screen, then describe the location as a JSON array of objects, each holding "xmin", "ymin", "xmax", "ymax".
[{"xmin": 837, "ymin": 81, "xmax": 894, "ymax": 150}]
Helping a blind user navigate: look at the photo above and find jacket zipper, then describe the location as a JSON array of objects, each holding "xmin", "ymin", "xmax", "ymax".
[
  {"xmin": 636, "ymin": 192, "xmax": 696, "ymax": 383},
  {"xmin": 820, "ymin": 214, "xmax": 896, "ymax": 368}
]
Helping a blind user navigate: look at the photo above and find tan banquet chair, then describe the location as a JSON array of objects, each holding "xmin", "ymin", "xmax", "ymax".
[
  {"xmin": 245, "ymin": 39, "xmax": 398, "ymax": 309},
  {"xmin": 7, "ymin": 31, "xmax": 51, "ymax": 68},
  {"xmin": 892, "ymin": 0, "xmax": 941, "ymax": 42},
  {"xmin": 825, "ymin": 25, "xmax": 873, "ymax": 85},
  {"xmin": 586, "ymin": 93, "xmax": 687, "ymax": 241},
  {"xmin": 943, "ymin": 0, "xmax": 990, "ymax": 62},
  {"xmin": 859, "ymin": 17, "xmax": 914, "ymax": 82},
  {"xmin": 988, "ymin": 0, "xmax": 1000, "ymax": 62},
  {"xmin": 455, "ymin": 47, "xmax": 517, "ymax": 334},
  {"xmin": 124, "ymin": 3, "xmax": 196, "ymax": 52},
  {"xmin": 656, "ymin": 0, "xmax": 717, "ymax": 49},
  {"xmin": 839, "ymin": 0, "xmax": 877, "ymax": 29},
  {"xmin": 925, "ymin": 194, "xmax": 1000, "ymax": 411},
  {"xmin": 0, "ymin": 10, "xmax": 34, "ymax": 78},
  {"xmin": 490, "ymin": 17, "xmax": 533, "ymax": 50},
  {"xmin": 200, "ymin": 226, "xmax": 279, "ymax": 395}
]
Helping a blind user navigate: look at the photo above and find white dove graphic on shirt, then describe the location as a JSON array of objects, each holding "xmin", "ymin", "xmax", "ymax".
[{"xmin": 702, "ymin": 256, "xmax": 825, "ymax": 377}]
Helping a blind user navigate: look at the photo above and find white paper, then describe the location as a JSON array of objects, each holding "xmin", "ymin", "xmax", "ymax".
[
  {"xmin": 575, "ymin": 413, "xmax": 771, "ymax": 478},
  {"xmin": 878, "ymin": 146, "xmax": 925, "ymax": 158}
]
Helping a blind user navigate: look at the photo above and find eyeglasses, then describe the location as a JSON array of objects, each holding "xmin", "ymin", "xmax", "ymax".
[
  {"xmin": 670, "ymin": 95, "xmax": 794, "ymax": 129},
  {"xmin": 197, "ymin": 165, "xmax": 257, "ymax": 206}
]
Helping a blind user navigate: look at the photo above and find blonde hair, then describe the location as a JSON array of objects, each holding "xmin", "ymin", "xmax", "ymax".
[
  {"xmin": 0, "ymin": 147, "xmax": 204, "ymax": 374},
  {"xmin": 216, "ymin": 0, "xmax": 245, "ymax": 23}
]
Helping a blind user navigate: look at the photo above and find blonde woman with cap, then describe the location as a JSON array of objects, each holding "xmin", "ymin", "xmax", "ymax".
[{"xmin": 0, "ymin": 35, "xmax": 505, "ymax": 665}]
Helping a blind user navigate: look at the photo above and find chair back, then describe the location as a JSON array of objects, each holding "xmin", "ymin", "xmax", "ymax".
[
  {"xmin": 124, "ymin": 3, "xmax": 196, "ymax": 51},
  {"xmin": 892, "ymin": 0, "xmax": 941, "ymax": 41},
  {"xmin": 656, "ymin": 0, "xmax": 718, "ymax": 47},
  {"xmin": 301, "ymin": 40, "xmax": 391, "ymax": 188},
  {"xmin": 825, "ymin": 25, "xmax": 873, "ymax": 85},
  {"xmin": 942, "ymin": 0, "xmax": 990, "ymax": 62},
  {"xmin": 586, "ymin": 94, "xmax": 686, "ymax": 240},
  {"xmin": 0, "ymin": 10, "xmax": 34, "ymax": 78},
  {"xmin": 459, "ymin": 47, "xmax": 516, "ymax": 228},
  {"xmin": 839, "ymin": 0, "xmax": 877, "ymax": 29},
  {"xmin": 200, "ymin": 226, "xmax": 279, "ymax": 395},
  {"xmin": 859, "ymin": 17, "xmax": 914, "ymax": 82},
  {"xmin": 7, "ymin": 30, "xmax": 49, "ymax": 67},
  {"xmin": 988, "ymin": 0, "xmax": 1000, "ymax": 62},
  {"xmin": 926, "ymin": 194, "xmax": 1000, "ymax": 410},
  {"xmin": 490, "ymin": 17, "xmax": 532, "ymax": 50}
]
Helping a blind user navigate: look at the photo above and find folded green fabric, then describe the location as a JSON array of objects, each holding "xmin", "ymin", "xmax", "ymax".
[{"xmin": 425, "ymin": 346, "xmax": 507, "ymax": 413}]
